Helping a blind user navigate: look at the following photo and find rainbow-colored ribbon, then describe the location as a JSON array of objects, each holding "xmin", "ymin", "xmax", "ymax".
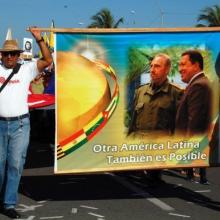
[{"xmin": 57, "ymin": 60, "xmax": 119, "ymax": 160}]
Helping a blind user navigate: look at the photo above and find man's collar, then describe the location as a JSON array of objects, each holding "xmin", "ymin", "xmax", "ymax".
[
  {"xmin": 188, "ymin": 71, "xmax": 204, "ymax": 85},
  {"xmin": 147, "ymin": 79, "xmax": 169, "ymax": 95}
]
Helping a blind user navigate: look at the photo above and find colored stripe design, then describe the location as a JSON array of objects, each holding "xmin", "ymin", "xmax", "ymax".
[{"xmin": 57, "ymin": 60, "xmax": 119, "ymax": 159}]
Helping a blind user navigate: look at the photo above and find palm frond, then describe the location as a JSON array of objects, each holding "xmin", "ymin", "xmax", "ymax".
[
  {"xmin": 88, "ymin": 8, "xmax": 124, "ymax": 28},
  {"xmin": 197, "ymin": 5, "xmax": 220, "ymax": 27}
]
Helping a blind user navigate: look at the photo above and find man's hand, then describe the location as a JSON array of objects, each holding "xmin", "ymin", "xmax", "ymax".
[
  {"xmin": 28, "ymin": 26, "xmax": 53, "ymax": 73},
  {"xmin": 29, "ymin": 26, "xmax": 42, "ymax": 41}
]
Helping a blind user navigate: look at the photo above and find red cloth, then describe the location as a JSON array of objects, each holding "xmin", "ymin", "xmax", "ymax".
[{"xmin": 28, "ymin": 93, "xmax": 55, "ymax": 109}]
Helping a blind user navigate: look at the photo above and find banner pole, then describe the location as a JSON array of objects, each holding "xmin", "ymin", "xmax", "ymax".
[{"xmin": 26, "ymin": 27, "xmax": 220, "ymax": 33}]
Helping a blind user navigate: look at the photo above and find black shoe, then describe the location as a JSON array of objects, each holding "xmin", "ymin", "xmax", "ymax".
[
  {"xmin": 2, "ymin": 208, "xmax": 21, "ymax": 219},
  {"xmin": 146, "ymin": 177, "xmax": 166, "ymax": 187},
  {"xmin": 152, "ymin": 177, "xmax": 166, "ymax": 184},
  {"xmin": 186, "ymin": 176, "xmax": 198, "ymax": 183},
  {"xmin": 200, "ymin": 180, "xmax": 210, "ymax": 185}
]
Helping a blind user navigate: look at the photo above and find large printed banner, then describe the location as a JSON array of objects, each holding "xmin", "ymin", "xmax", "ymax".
[{"xmin": 55, "ymin": 28, "xmax": 220, "ymax": 174}]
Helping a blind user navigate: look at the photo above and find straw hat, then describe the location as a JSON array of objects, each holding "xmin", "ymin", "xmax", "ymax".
[{"xmin": 0, "ymin": 40, "xmax": 23, "ymax": 52}]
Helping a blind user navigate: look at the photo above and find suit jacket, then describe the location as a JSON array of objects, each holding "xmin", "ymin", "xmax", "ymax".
[{"xmin": 175, "ymin": 73, "xmax": 212, "ymax": 135}]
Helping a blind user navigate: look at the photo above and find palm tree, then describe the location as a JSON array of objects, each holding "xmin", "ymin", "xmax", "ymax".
[
  {"xmin": 197, "ymin": 5, "xmax": 220, "ymax": 27},
  {"xmin": 88, "ymin": 8, "xmax": 124, "ymax": 28}
]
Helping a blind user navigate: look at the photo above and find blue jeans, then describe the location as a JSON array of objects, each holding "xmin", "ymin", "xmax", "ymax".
[{"xmin": 0, "ymin": 117, "xmax": 30, "ymax": 209}]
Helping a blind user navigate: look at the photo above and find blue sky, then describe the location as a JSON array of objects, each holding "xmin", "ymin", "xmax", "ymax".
[{"xmin": 0, "ymin": 0, "xmax": 219, "ymax": 53}]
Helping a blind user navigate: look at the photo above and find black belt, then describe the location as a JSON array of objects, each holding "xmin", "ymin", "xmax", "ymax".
[{"xmin": 0, "ymin": 113, "xmax": 29, "ymax": 121}]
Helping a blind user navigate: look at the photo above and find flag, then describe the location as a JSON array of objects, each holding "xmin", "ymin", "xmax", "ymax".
[
  {"xmin": 49, "ymin": 20, "xmax": 55, "ymax": 50},
  {"xmin": 28, "ymin": 85, "xmax": 55, "ymax": 108},
  {"xmin": 5, "ymin": 28, "xmax": 20, "ymax": 50},
  {"xmin": 43, "ymin": 32, "xmax": 49, "ymax": 46},
  {"xmin": 38, "ymin": 32, "xmax": 49, "ymax": 58},
  {"xmin": 5, "ymin": 28, "xmax": 12, "ymax": 40},
  {"xmin": 23, "ymin": 38, "xmax": 33, "ymax": 57}
]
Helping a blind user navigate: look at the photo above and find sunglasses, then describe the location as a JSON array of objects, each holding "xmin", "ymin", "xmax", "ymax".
[{"xmin": 2, "ymin": 51, "xmax": 19, "ymax": 57}]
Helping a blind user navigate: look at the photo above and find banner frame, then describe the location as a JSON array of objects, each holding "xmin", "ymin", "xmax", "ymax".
[{"xmin": 28, "ymin": 27, "xmax": 220, "ymax": 33}]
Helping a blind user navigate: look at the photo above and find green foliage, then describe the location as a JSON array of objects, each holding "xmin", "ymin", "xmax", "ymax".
[
  {"xmin": 124, "ymin": 110, "xmax": 131, "ymax": 128},
  {"xmin": 88, "ymin": 8, "xmax": 124, "ymax": 28},
  {"xmin": 126, "ymin": 47, "xmax": 151, "ymax": 83},
  {"xmin": 127, "ymin": 46, "xmax": 213, "ymax": 84},
  {"xmin": 197, "ymin": 5, "xmax": 220, "ymax": 27},
  {"xmin": 200, "ymin": 49, "xmax": 214, "ymax": 79}
]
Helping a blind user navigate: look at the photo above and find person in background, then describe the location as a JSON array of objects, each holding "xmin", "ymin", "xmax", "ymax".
[
  {"xmin": 0, "ymin": 27, "xmax": 52, "ymax": 219},
  {"xmin": 43, "ymin": 62, "xmax": 55, "ymax": 152},
  {"xmin": 176, "ymin": 50, "xmax": 212, "ymax": 185},
  {"xmin": 209, "ymin": 52, "xmax": 220, "ymax": 166},
  {"xmin": 44, "ymin": 62, "xmax": 55, "ymax": 95}
]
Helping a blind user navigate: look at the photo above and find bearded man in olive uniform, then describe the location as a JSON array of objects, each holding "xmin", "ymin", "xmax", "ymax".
[{"xmin": 129, "ymin": 53, "xmax": 183, "ymax": 183}]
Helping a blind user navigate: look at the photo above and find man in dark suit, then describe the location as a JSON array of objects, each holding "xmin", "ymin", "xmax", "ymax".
[{"xmin": 176, "ymin": 50, "xmax": 212, "ymax": 184}]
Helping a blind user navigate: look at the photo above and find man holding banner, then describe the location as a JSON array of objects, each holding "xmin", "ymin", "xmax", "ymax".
[{"xmin": 0, "ymin": 27, "xmax": 52, "ymax": 219}]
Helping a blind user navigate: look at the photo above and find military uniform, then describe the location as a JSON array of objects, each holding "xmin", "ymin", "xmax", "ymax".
[{"xmin": 129, "ymin": 80, "xmax": 183, "ymax": 135}]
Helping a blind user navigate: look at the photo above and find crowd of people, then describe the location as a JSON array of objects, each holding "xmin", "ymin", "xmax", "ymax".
[{"xmin": 0, "ymin": 28, "xmax": 218, "ymax": 219}]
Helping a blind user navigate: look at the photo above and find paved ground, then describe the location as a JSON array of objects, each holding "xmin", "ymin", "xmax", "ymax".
[{"xmin": 0, "ymin": 138, "xmax": 219, "ymax": 220}]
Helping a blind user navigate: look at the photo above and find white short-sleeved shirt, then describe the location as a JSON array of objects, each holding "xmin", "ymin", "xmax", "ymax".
[{"xmin": 0, "ymin": 61, "xmax": 39, "ymax": 117}]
